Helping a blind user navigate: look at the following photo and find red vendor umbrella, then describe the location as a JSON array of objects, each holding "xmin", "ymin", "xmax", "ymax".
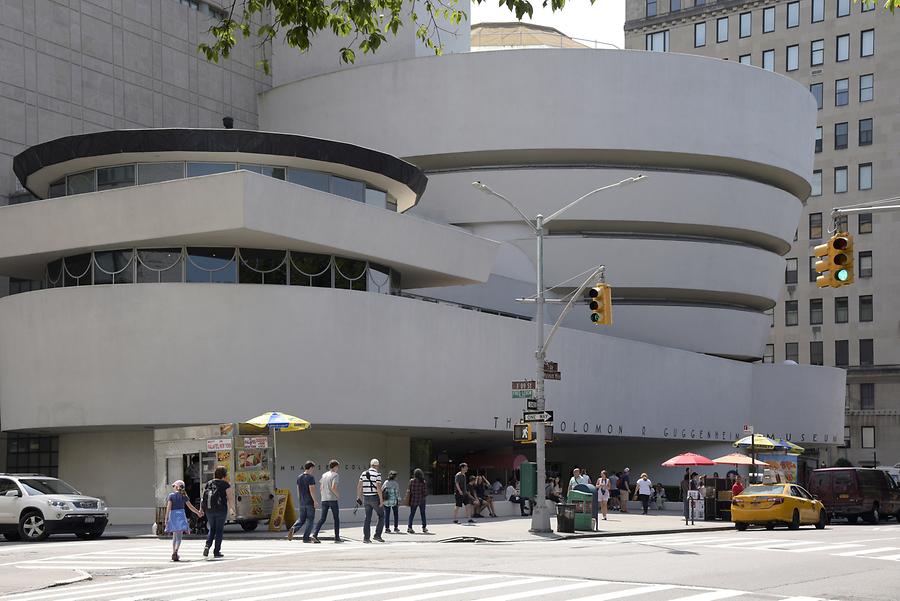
[{"xmin": 661, "ymin": 452, "xmax": 716, "ymax": 467}]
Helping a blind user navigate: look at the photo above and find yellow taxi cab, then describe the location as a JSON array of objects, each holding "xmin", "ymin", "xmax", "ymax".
[{"xmin": 732, "ymin": 483, "xmax": 827, "ymax": 531}]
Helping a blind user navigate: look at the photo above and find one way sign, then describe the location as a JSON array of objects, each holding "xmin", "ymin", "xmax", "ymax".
[{"xmin": 523, "ymin": 410, "xmax": 553, "ymax": 423}]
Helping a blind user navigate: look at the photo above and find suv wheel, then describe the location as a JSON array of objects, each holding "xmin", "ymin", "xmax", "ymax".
[
  {"xmin": 864, "ymin": 504, "xmax": 880, "ymax": 524},
  {"xmin": 19, "ymin": 511, "xmax": 49, "ymax": 541}
]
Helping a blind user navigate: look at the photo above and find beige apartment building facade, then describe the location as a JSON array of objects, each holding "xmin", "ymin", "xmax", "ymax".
[{"xmin": 625, "ymin": 0, "xmax": 900, "ymax": 468}]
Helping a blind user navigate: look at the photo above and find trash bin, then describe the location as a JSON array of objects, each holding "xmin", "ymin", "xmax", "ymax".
[
  {"xmin": 568, "ymin": 485, "xmax": 598, "ymax": 531},
  {"xmin": 556, "ymin": 503, "xmax": 575, "ymax": 533}
]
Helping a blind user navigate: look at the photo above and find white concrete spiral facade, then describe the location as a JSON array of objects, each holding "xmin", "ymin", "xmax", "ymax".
[{"xmin": 259, "ymin": 49, "xmax": 816, "ymax": 359}]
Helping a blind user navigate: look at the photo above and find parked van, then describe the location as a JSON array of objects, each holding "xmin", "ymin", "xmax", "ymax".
[{"xmin": 808, "ymin": 467, "xmax": 900, "ymax": 523}]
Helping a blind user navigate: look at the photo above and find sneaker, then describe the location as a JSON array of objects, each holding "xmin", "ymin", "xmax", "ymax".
[
  {"xmin": 213, "ymin": 553, "xmax": 224, "ymax": 558},
  {"xmin": 171, "ymin": 552, "xmax": 179, "ymax": 562},
  {"xmin": 407, "ymin": 528, "xmax": 415, "ymax": 534},
  {"xmin": 363, "ymin": 539, "xmax": 371, "ymax": 544},
  {"xmin": 302, "ymin": 539, "xmax": 312, "ymax": 543},
  {"xmin": 394, "ymin": 528, "xmax": 400, "ymax": 533},
  {"xmin": 287, "ymin": 529, "xmax": 294, "ymax": 541},
  {"xmin": 312, "ymin": 536, "xmax": 321, "ymax": 544},
  {"xmin": 334, "ymin": 538, "xmax": 344, "ymax": 543},
  {"xmin": 373, "ymin": 536, "xmax": 385, "ymax": 543},
  {"xmin": 453, "ymin": 520, "xmax": 459, "ymax": 524},
  {"xmin": 203, "ymin": 546, "xmax": 210, "ymax": 558},
  {"xmin": 467, "ymin": 519, "xmax": 475, "ymax": 523},
  {"xmin": 422, "ymin": 527, "xmax": 428, "ymax": 533}
]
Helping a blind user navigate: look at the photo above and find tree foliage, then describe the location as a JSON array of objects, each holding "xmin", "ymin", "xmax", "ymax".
[
  {"xmin": 832, "ymin": 457, "xmax": 853, "ymax": 468},
  {"xmin": 199, "ymin": 0, "xmax": 581, "ymax": 72}
]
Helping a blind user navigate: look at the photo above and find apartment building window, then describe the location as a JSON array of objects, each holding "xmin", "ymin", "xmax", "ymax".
[
  {"xmin": 671, "ymin": 0, "xmax": 681, "ymax": 10},
  {"xmin": 812, "ymin": 170, "xmax": 822, "ymax": 196},
  {"xmin": 861, "ymin": 0, "xmax": 874, "ymax": 11},
  {"xmin": 810, "ymin": 83, "xmax": 823, "ymax": 109},
  {"xmin": 812, "ymin": 0, "xmax": 825, "ymax": 21},
  {"xmin": 785, "ymin": 300, "xmax": 798, "ymax": 326},
  {"xmin": 787, "ymin": 1, "xmax": 800, "ymax": 27},
  {"xmin": 763, "ymin": 7, "xmax": 775, "ymax": 32},
  {"xmin": 861, "ymin": 29, "xmax": 874, "ymax": 56},
  {"xmin": 835, "ymin": 340, "xmax": 849, "ymax": 366},
  {"xmin": 810, "ymin": 39, "xmax": 824, "ymax": 66},
  {"xmin": 814, "ymin": 126, "xmax": 822, "ymax": 152},
  {"xmin": 842, "ymin": 426, "xmax": 851, "ymax": 448},
  {"xmin": 739, "ymin": 54, "xmax": 751, "ymax": 65},
  {"xmin": 836, "ymin": 35, "xmax": 850, "ymax": 61},
  {"xmin": 834, "ymin": 167, "xmax": 848, "ymax": 193},
  {"xmin": 762, "ymin": 49, "xmax": 775, "ymax": 71},
  {"xmin": 836, "ymin": 214, "xmax": 848, "ymax": 231},
  {"xmin": 765, "ymin": 307, "xmax": 775, "ymax": 327},
  {"xmin": 809, "ymin": 256, "xmax": 818, "ymax": 282},
  {"xmin": 695, "ymin": 22, "xmax": 707, "ymax": 47},
  {"xmin": 646, "ymin": 31, "xmax": 669, "ymax": 52},
  {"xmin": 837, "ymin": 0, "xmax": 850, "ymax": 16},
  {"xmin": 695, "ymin": 0, "xmax": 705, "ymax": 5},
  {"xmin": 861, "ymin": 426, "xmax": 875, "ymax": 448},
  {"xmin": 9, "ymin": 278, "xmax": 38, "ymax": 295},
  {"xmin": 835, "ymin": 297, "xmax": 849, "ymax": 323},
  {"xmin": 786, "ymin": 45, "xmax": 799, "ymax": 71},
  {"xmin": 809, "ymin": 212, "xmax": 823, "ymax": 239},
  {"xmin": 784, "ymin": 342, "xmax": 798, "ymax": 363},
  {"xmin": 647, "ymin": 0, "xmax": 657, "ymax": 17},
  {"xmin": 859, "ymin": 74, "xmax": 873, "ymax": 102},
  {"xmin": 858, "ymin": 213, "xmax": 872, "ymax": 234},
  {"xmin": 717, "ymin": 17, "xmax": 728, "ymax": 42},
  {"xmin": 763, "ymin": 344, "xmax": 775, "ymax": 363},
  {"xmin": 810, "ymin": 341, "xmax": 824, "ymax": 365},
  {"xmin": 859, "ymin": 295, "xmax": 873, "ymax": 322},
  {"xmin": 785, "ymin": 258, "xmax": 798, "ymax": 284},
  {"xmin": 739, "ymin": 12, "xmax": 751, "ymax": 38},
  {"xmin": 835, "ymin": 78, "xmax": 849, "ymax": 106},
  {"xmin": 860, "ymin": 383, "xmax": 874, "ymax": 410},
  {"xmin": 809, "ymin": 298, "xmax": 823, "ymax": 324},
  {"xmin": 859, "ymin": 163, "xmax": 872, "ymax": 190},
  {"xmin": 858, "ymin": 250, "xmax": 872, "ymax": 277},
  {"xmin": 834, "ymin": 122, "xmax": 848, "ymax": 149},
  {"xmin": 859, "ymin": 118, "xmax": 873, "ymax": 145},
  {"xmin": 860, "ymin": 339, "xmax": 874, "ymax": 365}
]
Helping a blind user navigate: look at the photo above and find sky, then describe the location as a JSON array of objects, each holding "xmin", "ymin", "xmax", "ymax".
[{"xmin": 469, "ymin": 0, "xmax": 626, "ymax": 49}]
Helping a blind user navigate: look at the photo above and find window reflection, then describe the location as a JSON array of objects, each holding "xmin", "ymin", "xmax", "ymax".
[
  {"xmin": 186, "ymin": 163, "xmax": 235, "ymax": 177},
  {"xmin": 330, "ymin": 177, "xmax": 365, "ymax": 202},
  {"xmin": 66, "ymin": 170, "xmax": 95, "ymax": 196},
  {"xmin": 97, "ymin": 165, "xmax": 135, "ymax": 190},
  {"xmin": 63, "ymin": 253, "xmax": 92, "ymax": 286},
  {"xmin": 138, "ymin": 163, "xmax": 184, "ymax": 185},
  {"xmin": 94, "ymin": 250, "xmax": 134, "ymax": 284},
  {"xmin": 238, "ymin": 249, "xmax": 288, "ymax": 285},
  {"xmin": 137, "ymin": 249, "xmax": 182, "ymax": 283},
  {"xmin": 186, "ymin": 248, "xmax": 237, "ymax": 283},
  {"xmin": 286, "ymin": 168, "xmax": 330, "ymax": 193}
]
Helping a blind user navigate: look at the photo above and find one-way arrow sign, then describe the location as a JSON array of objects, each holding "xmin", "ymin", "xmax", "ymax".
[{"xmin": 523, "ymin": 410, "xmax": 553, "ymax": 423}]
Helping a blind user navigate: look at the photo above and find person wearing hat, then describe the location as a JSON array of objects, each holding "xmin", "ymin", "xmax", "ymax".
[
  {"xmin": 164, "ymin": 480, "xmax": 202, "ymax": 562},
  {"xmin": 635, "ymin": 472, "xmax": 654, "ymax": 515},
  {"xmin": 382, "ymin": 470, "xmax": 401, "ymax": 533},
  {"xmin": 618, "ymin": 468, "xmax": 632, "ymax": 513}
]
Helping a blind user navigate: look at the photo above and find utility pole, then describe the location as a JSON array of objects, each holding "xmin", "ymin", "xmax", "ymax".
[{"xmin": 473, "ymin": 176, "xmax": 645, "ymax": 532}]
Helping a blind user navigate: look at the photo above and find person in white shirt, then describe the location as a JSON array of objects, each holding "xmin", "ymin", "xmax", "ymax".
[
  {"xmin": 635, "ymin": 473, "xmax": 654, "ymax": 515},
  {"xmin": 568, "ymin": 468, "xmax": 589, "ymax": 491},
  {"xmin": 506, "ymin": 479, "xmax": 530, "ymax": 516}
]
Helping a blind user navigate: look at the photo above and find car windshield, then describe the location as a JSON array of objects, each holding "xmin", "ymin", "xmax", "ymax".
[
  {"xmin": 19, "ymin": 478, "xmax": 80, "ymax": 496},
  {"xmin": 738, "ymin": 485, "xmax": 786, "ymax": 496}
]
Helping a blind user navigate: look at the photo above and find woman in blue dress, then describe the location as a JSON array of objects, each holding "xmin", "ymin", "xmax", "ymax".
[{"xmin": 165, "ymin": 480, "xmax": 202, "ymax": 562}]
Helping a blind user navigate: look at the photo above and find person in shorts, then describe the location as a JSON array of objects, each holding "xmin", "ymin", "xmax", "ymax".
[
  {"xmin": 618, "ymin": 467, "xmax": 631, "ymax": 513},
  {"xmin": 595, "ymin": 470, "xmax": 611, "ymax": 520},
  {"xmin": 452, "ymin": 463, "xmax": 474, "ymax": 524}
]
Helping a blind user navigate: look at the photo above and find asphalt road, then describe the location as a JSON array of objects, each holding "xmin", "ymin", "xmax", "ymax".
[{"xmin": 0, "ymin": 522, "xmax": 897, "ymax": 601}]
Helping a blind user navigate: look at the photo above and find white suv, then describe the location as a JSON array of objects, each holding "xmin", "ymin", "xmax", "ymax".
[{"xmin": 0, "ymin": 474, "xmax": 109, "ymax": 541}]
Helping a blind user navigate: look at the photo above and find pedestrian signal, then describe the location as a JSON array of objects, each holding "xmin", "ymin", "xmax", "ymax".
[
  {"xmin": 814, "ymin": 233, "xmax": 854, "ymax": 288},
  {"xmin": 588, "ymin": 283, "xmax": 613, "ymax": 325},
  {"xmin": 513, "ymin": 423, "xmax": 532, "ymax": 443}
]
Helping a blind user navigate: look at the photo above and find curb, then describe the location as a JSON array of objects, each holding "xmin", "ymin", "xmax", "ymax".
[{"xmin": 558, "ymin": 525, "xmax": 735, "ymax": 540}]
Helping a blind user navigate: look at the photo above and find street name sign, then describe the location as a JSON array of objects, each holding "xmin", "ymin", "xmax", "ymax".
[
  {"xmin": 511, "ymin": 380, "xmax": 536, "ymax": 390},
  {"xmin": 512, "ymin": 390, "xmax": 534, "ymax": 399},
  {"xmin": 523, "ymin": 410, "xmax": 553, "ymax": 423}
]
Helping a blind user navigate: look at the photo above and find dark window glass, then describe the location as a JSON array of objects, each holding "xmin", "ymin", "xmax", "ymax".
[
  {"xmin": 785, "ymin": 300, "xmax": 798, "ymax": 326},
  {"xmin": 365, "ymin": 188, "xmax": 387, "ymax": 209},
  {"xmin": 63, "ymin": 253, "xmax": 92, "ymax": 286},
  {"xmin": 810, "ymin": 299, "xmax": 823, "ymax": 325},
  {"xmin": 859, "ymin": 74, "xmax": 874, "ymax": 102},
  {"xmin": 859, "ymin": 339, "xmax": 873, "ymax": 365},
  {"xmin": 814, "ymin": 126, "xmax": 822, "ymax": 152},
  {"xmin": 289, "ymin": 252, "xmax": 333, "ymax": 287},
  {"xmin": 810, "ymin": 83, "xmax": 823, "ymax": 109},
  {"xmin": 186, "ymin": 248, "xmax": 237, "ymax": 283},
  {"xmin": 785, "ymin": 258, "xmax": 798, "ymax": 284},
  {"xmin": 835, "ymin": 297, "xmax": 849, "ymax": 323},
  {"xmin": 261, "ymin": 166, "xmax": 286, "ymax": 180},
  {"xmin": 834, "ymin": 122, "xmax": 848, "ymax": 149},
  {"xmin": 367, "ymin": 263, "xmax": 393, "ymax": 294},
  {"xmin": 186, "ymin": 163, "xmax": 235, "ymax": 177},
  {"xmin": 48, "ymin": 179, "xmax": 66, "ymax": 198},
  {"xmin": 8, "ymin": 277, "xmax": 38, "ymax": 295},
  {"xmin": 835, "ymin": 78, "xmax": 849, "ymax": 106},
  {"xmin": 66, "ymin": 170, "xmax": 95, "ymax": 195},
  {"xmin": 334, "ymin": 258, "xmax": 368, "ymax": 291},
  {"xmin": 835, "ymin": 340, "xmax": 849, "ymax": 367},
  {"xmin": 859, "ymin": 118, "xmax": 873, "ymax": 145},
  {"xmin": 286, "ymin": 169, "xmax": 330, "ymax": 193},
  {"xmin": 787, "ymin": 1, "xmax": 799, "ymax": 26},
  {"xmin": 4, "ymin": 434, "xmax": 59, "ymax": 478},
  {"xmin": 809, "ymin": 256, "xmax": 818, "ymax": 282},
  {"xmin": 858, "ymin": 250, "xmax": 872, "ymax": 277},
  {"xmin": 47, "ymin": 259, "xmax": 63, "ymax": 288},
  {"xmin": 330, "ymin": 177, "xmax": 365, "ymax": 202},
  {"xmin": 238, "ymin": 249, "xmax": 288, "ymax": 285},
  {"xmin": 859, "ymin": 295, "xmax": 873, "ymax": 322},
  {"xmin": 859, "ymin": 213, "xmax": 872, "ymax": 234},
  {"xmin": 785, "ymin": 342, "xmax": 799, "ymax": 363},
  {"xmin": 138, "ymin": 162, "xmax": 184, "ymax": 185},
  {"xmin": 93, "ymin": 250, "xmax": 135, "ymax": 285},
  {"xmin": 97, "ymin": 165, "xmax": 135, "ymax": 190},
  {"xmin": 809, "ymin": 212, "xmax": 823, "ymax": 239},
  {"xmin": 860, "ymin": 383, "xmax": 874, "ymax": 410},
  {"xmin": 763, "ymin": 344, "xmax": 774, "ymax": 363},
  {"xmin": 810, "ymin": 341, "xmax": 824, "ymax": 365},
  {"xmin": 136, "ymin": 249, "xmax": 183, "ymax": 283}
]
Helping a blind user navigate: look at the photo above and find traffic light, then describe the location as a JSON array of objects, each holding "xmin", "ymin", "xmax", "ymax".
[
  {"xmin": 814, "ymin": 233, "xmax": 854, "ymax": 288},
  {"xmin": 588, "ymin": 283, "xmax": 613, "ymax": 325},
  {"xmin": 513, "ymin": 423, "xmax": 532, "ymax": 443}
]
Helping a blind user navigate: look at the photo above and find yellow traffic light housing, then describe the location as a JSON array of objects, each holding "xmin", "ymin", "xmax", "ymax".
[
  {"xmin": 815, "ymin": 233, "xmax": 854, "ymax": 288},
  {"xmin": 588, "ymin": 283, "xmax": 613, "ymax": 325},
  {"xmin": 513, "ymin": 423, "xmax": 532, "ymax": 443}
]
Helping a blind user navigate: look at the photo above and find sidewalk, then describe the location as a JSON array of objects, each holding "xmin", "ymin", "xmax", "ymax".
[{"xmin": 0, "ymin": 567, "xmax": 89, "ymax": 595}]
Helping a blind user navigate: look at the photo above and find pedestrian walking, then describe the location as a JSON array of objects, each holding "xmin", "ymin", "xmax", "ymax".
[
  {"xmin": 202, "ymin": 466, "xmax": 235, "ymax": 558},
  {"xmin": 288, "ymin": 461, "xmax": 318, "ymax": 542},
  {"xmin": 635, "ymin": 473, "xmax": 653, "ymax": 514},
  {"xmin": 406, "ymin": 468, "xmax": 429, "ymax": 533},
  {"xmin": 680, "ymin": 472, "xmax": 691, "ymax": 521},
  {"xmin": 313, "ymin": 459, "xmax": 342, "ymax": 543},
  {"xmin": 164, "ymin": 480, "xmax": 201, "ymax": 562},
  {"xmin": 476, "ymin": 472, "xmax": 497, "ymax": 517},
  {"xmin": 452, "ymin": 462, "xmax": 474, "ymax": 524},
  {"xmin": 356, "ymin": 458, "xmax": 385, "ymax": 543},
  {"xmin": 618, "ymin": 468, "xmax": 631, "ymax": 513},
  {"xmin": 382, "ymin": 471, "xmax": 401, "ymax": 533},
  {"xmin": 595, "ymin": 470, "xmax": 611, "ymax": 520},
  {"xmin": 609, "ymin": 472, "xmax": 621, "ymax": 511}
]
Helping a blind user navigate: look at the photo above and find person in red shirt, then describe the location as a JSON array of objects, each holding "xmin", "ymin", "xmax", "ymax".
[{"xmin": 731, "ymin": 475, "xmax": 745, "ymax": 498}]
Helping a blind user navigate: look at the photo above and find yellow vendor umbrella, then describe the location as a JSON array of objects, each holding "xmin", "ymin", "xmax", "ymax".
[
  {"xmin": 244, "ymin": 411, "xmax": 311, "ymax": 465},
  {"xmin": 733, "ymin": 434, "xmax": 779, "ymax": 450},
  {"xmin": 711, "ymin": 453, "xmax": 771, "ymax": 467}
]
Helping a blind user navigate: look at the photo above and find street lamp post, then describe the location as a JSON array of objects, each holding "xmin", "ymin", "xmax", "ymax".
[{"xmin": 473, "ymin": 175, "xmax": 645, "ymax": 532}]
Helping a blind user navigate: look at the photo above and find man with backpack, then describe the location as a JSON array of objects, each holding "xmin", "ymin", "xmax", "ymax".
[
  {"xmin": 202, "ymin": 466, "xmax": 235, "ymax": 558},
  {"xmin": 356, "ymin": 458, "xmax": 385, "ymax": 543}
]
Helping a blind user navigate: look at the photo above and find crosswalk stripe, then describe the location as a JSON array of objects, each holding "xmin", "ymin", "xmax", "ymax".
[
  {"xmin": 873, "ymin": 553, "xmax": 900, "ymax": 561},
  {"xmin": 170, "ymin": 571, "xmax": 381, "ymax": 601},
  {"xmin": 0, "ymin": 571, "xmax": 218, "ymax": 601},
  {"xmin": 833, "ymin": 546, "xmax": 899, "ymax": 557},
  {"xmin": 86, "ymin": 573, "xmax": 278, "ymax": 601},
  {"xmin": 566, "ymin": 584, "xmax": 677, "ymax": 600},
  {"xmin": 779, "ymin": 597, "xmax": 828, "ymax": 601},
  {"xmin": 667, "ymin": 590, "xmax": 746, "ymax": 600},
  {"xmin": 466, "ymin": 580, "xmax": 602, "ymax": 601},
  {"xmin": 389, "ymin": 576, "xmax": 552, "ymax": 601},
  {"xmin": 701, "ymin": 539, "xmax": 790, "ymax": 548},
  {"xmin": 241, "ymin": 572, "xmax": 435, "ymax": 601},
  {"xmin": 751, "ymin": 541, "xmax": 820, "ymax": 549},
  {"xmin": 784, "ymin": 543, "xmax": 862, "ymax": 553}
]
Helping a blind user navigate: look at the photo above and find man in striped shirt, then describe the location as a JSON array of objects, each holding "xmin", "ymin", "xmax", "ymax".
[{"xmin": 356, "ymin": 458, "xmax": 385, "ymax": 543}]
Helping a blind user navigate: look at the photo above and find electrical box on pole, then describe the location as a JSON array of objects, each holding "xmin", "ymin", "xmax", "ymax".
[{"xmin": 520, "ymin": 461, "xmax": 537, "ymax": 498}]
